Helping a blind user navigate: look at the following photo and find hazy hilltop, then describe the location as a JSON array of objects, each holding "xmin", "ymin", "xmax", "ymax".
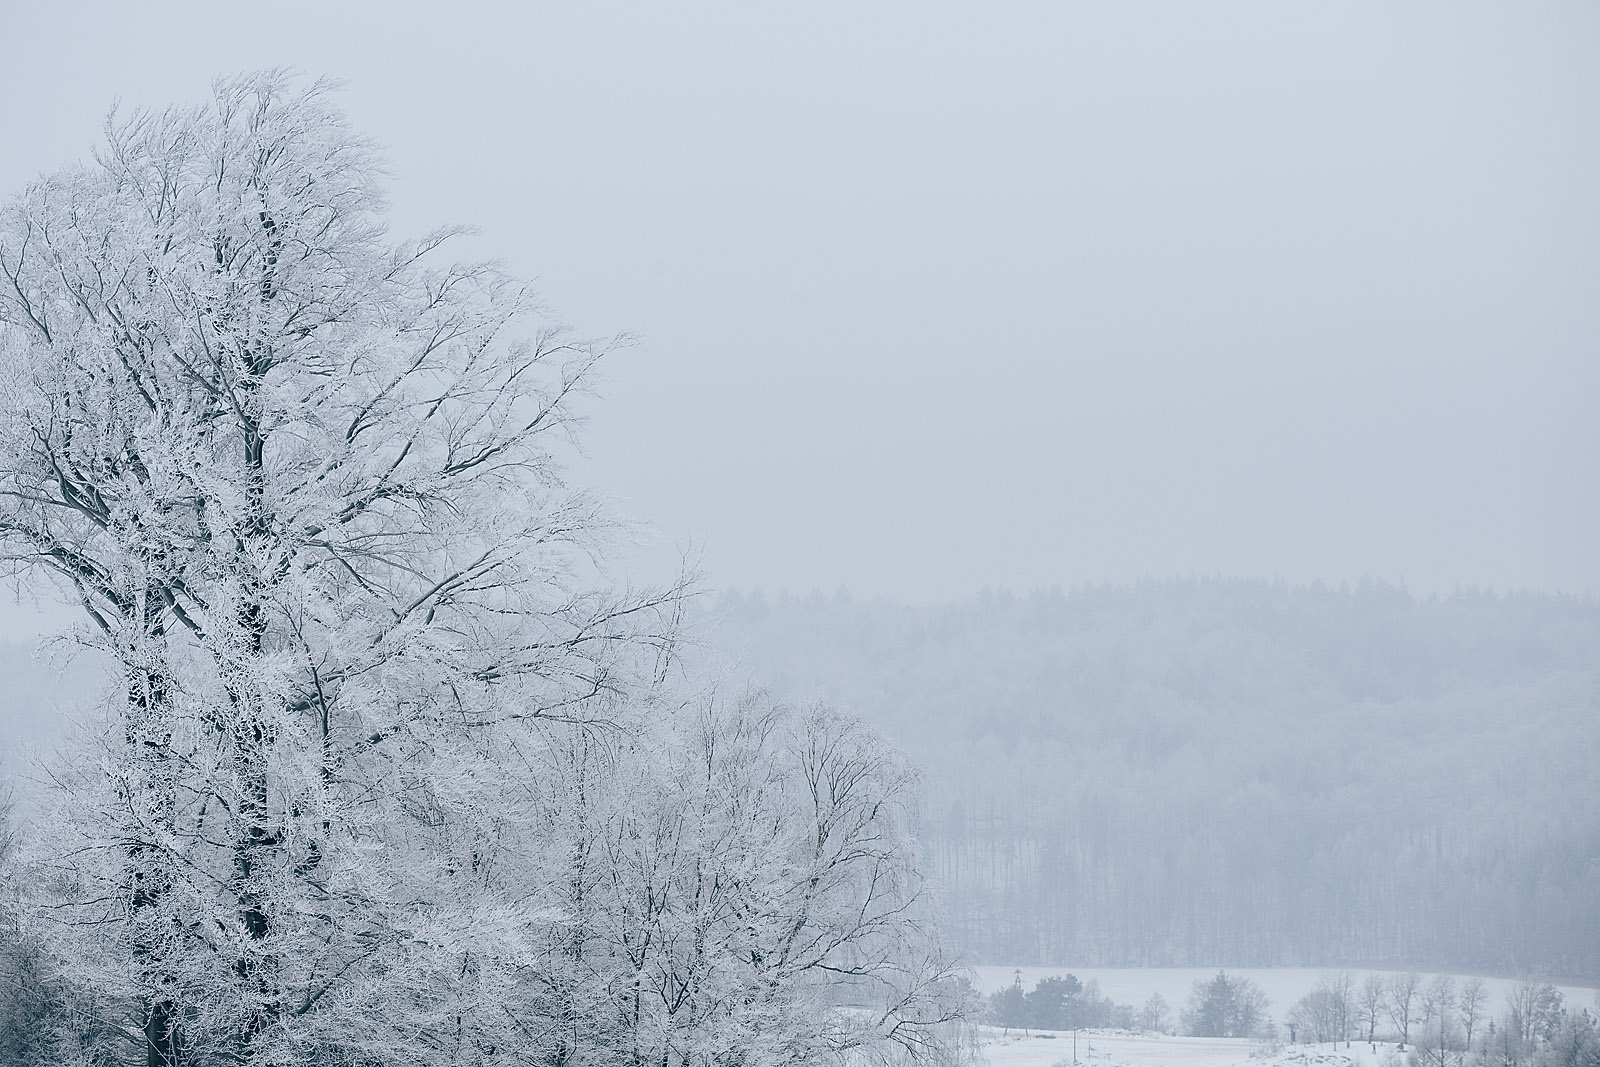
[
  {"xmin": 701, "ymin": 579, "xmax": 1600, "ymax": 978},
  {"xmin": 5, "ymin": 579, "xmax": 1597, "ymax": 979}
]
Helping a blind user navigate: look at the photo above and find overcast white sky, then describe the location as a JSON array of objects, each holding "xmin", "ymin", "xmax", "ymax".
[{"xmin": 1, "ymin": 2, "xmax": 1596, "ymax": 633}]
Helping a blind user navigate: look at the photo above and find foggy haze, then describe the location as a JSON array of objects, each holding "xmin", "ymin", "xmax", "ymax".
[
  {"xmin": 0, "ymin": 9, "xmax": 1597, "ymax": 1065},
  {"xmin": 3, "ymin": 2, "xmax": 1596, "ymax": 617}
]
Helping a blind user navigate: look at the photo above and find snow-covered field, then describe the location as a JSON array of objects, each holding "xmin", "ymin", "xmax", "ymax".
[
  {"xmin": 980, "ymin": 1027, "xmax": 1398, "ymax": 1067},
  {"xmin": 971, "ymin": 967, "xmax": 1600, "ymax": 1067},
  {"xmin": 969, "ymin": 966, "xmax": 1600, "ymax": 1024}
]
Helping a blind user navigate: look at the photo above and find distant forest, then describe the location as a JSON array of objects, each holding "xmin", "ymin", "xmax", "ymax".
[{"xmin": 700, "ymin": 580, "xmax": 1600, "ymax": 979}]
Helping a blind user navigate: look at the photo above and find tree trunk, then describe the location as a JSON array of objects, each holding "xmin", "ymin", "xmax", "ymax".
[{"xmin": 128, "ymin": 643, "xmax": 182, "ymax": 1067}]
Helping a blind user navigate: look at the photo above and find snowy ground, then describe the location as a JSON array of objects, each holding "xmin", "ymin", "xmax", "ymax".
[
  {"xmin": 980, "ymin": 1028, "xmax": 1408, "ymax": 1067},
  {"xmin": 968, "ymin": 966, "xmax": 1600, "ymax": 1024}
]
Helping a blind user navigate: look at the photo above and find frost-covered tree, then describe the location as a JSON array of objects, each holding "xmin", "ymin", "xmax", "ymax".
[
  {"xmin": 1536, "ymin": 1009, "xmax": 1600, "ymax": 1067},
  {"xmin": 1332, "ymin": 972, "xmax": 1356, "ymax": 1048},
  {"xmin": 1414, "ymin": 977, "xmax": 1462, "ymax": 1067},
  {"xmin": 1508, "ymin": 981, "xmax": 1566, "ymax": 1047},
  {"xmin": 533, "ymin": 691, "xmax": 972, "ymax": 1066},
  {"xmin": 1423, "ymin": 977, "xmax": 1459, "ymax": 1035},
  {"xmin": 1288, "ymin": 982, "xmax": 1339, "ymax": 1046},
  {"xmin": 1140, "ymin": 992, "xmax": 1171, "ymax": 1035},
  {"xmin": 0, "ymin": 69, "xmax": 678, "ymax": 1065},
  {"xmin": 0, "ymin": 70, "xmax": 970, "ymax": 1067},
  {"xmin": 1289, "ymin": 974, "xmax": 1355, "ymax": 1048},
  {"xmin": 1459, "ymin": 977, "xmax": 1488, "ymax": 1055},
  {"xmin": 988, "ymin": 972, "xmax": 1027, "ymax": 1033},
  {"xmin": 1361, "ymin": 973, "xmax": 1388, "ymax": 1048},
  {"xmin": 0, "ymin": 798, "xmax": 74, "ymax": 1067},
  {"xmin": 1181, "ymin": 971, "xmax": 1268, "ymax": 1038},
  {"xmin": 1389, "ymin": 974, "xmax": 1422, "ymax": 1051},
  {"xmin": 1021, "ymin": 975, "xmax": 1081, "ymax": 1031}
]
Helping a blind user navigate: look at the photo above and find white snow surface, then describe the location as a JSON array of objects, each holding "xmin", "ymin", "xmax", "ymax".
[
  {"xmin": 969, "ymin": 966, "xmax": 1600, "ymax": 1024},
  {"xmin": 980, "ymin": 1028, "xmax": 1400, "ymax": 1067}
]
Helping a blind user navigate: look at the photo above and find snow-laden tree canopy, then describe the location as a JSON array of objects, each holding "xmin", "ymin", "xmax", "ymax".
[{"xmin": 0, "ymin": 71, "xmax": 969, "ymax": 1067}]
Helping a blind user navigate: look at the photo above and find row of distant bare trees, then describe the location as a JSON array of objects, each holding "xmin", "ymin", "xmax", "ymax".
[{"xmin": 1289, "ymin": 972, "xmax": 1586, "ymax": 1067}]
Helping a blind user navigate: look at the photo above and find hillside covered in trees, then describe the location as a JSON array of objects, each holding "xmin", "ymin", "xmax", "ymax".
[{"xmin": 701, "ymin": 580, "xmax": 1600, "ymax": 978}]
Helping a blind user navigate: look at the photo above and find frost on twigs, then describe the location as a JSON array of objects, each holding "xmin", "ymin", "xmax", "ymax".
[{"xmin": 0, "ymin": 71, "xmax": 967, "ymax": 1065}]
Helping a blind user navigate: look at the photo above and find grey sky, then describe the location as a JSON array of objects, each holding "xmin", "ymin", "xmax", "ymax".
[{"xmin": 2, "ymin": 2, "xmax": 1596, "ymax": 631}]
